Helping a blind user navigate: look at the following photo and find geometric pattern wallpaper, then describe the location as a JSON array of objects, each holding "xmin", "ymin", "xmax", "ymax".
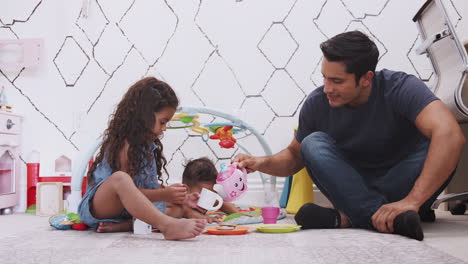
[{"xmin": 0, "ymin": 0, "xmax": 466, "ymax": 210}]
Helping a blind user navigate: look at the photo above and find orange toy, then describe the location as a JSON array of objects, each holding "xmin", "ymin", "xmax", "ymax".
[{"xmin": 209, "ymin": 126, "xmax": 237, "ymax": 148}]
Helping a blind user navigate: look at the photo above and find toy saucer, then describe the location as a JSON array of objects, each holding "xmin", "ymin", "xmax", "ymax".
[
  {"xmin": 205, "ymin": 225, "xmax": 251, "ymax": 235},
  {"xmin": 256, "ymin": 224, "xmax": 301, "ymax": 233}
]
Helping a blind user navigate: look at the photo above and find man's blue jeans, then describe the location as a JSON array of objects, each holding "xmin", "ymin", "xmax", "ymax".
[{"xmin": 300, "ymin": 131, "xmax": 454, "ymax": 229}]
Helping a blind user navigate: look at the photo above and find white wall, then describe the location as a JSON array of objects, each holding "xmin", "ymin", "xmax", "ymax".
[{"xmin": 0, "ymin": 0, "xmax": 467, "ymax": 211}]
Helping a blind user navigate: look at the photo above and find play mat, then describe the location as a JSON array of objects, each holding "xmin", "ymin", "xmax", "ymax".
[{"xmin": 206, "ymin": 204, "xmax": 287, "ymax": 225}]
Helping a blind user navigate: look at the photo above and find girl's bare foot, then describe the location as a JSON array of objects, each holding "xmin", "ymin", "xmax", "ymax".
[
  {"xmin": 159, "ymin": 218, "xmax": 206, "ymax": 240},
  {"xmin": 96, "ymin": 220, "xmax": 133, "ymax": 233}
]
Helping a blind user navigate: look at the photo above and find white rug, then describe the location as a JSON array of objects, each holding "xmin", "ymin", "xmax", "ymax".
[{"xmin": 0, "ymin": 214, "xmax": 465, "ymax": 264}]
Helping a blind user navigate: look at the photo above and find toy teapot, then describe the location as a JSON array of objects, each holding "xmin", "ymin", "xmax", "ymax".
[{"xmin": 213, "ymin": 162, "xmax": 248, "ymax": 202}]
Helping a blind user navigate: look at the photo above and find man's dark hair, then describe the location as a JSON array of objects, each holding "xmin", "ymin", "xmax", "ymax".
[
  {"xmin": 182, "ymin": 157, "xmax": 218, "ymax": 186},
  {"xmin": 320, "ymin": 30, "xmax": 379, "ymax": 84}
]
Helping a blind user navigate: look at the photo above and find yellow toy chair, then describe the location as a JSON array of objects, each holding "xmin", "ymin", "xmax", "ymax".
[
  {"xmin": 284, "ymin": 126, "xmax": 315, "ymax": 214},
  {"xmin": 285, "ymin": 168, "xmax": 314, "ymax": 214}
]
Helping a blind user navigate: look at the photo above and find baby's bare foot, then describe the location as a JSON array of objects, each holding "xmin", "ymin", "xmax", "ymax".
[
  {"xmin": 159, "ymin": 218, "xmax": 206, "ymax": 240},
  {"xmin": 206, "ymin": 215, "xmax": 223, "ymax": 224},
  {"xmin": 96, "ymin": 220, "xmax": 132, "ymax": 233}
]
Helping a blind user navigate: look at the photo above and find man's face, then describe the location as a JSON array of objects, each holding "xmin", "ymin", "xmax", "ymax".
[{"xmin": 321, "ymin": 58, "xmax": 371, "ymax": 108}]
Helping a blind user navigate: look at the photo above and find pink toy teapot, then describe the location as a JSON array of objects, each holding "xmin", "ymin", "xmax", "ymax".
[{"xmin": 213, "ymin": 162, "xmax": 248, "ymax": 202}]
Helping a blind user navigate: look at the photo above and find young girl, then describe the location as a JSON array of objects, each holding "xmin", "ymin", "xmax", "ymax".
[
  {"xmin": 78, "ymin": 77, "xmax": 206, "ymax": 240},
  {"xmin": 182, "ymin": 157, "xmax": 240, "ymax": 221}
]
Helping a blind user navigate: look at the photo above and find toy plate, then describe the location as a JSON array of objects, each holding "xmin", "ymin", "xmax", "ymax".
[
  {"xmin": 205, "ymin": 225, "xmax": 251, "ymax": 235},
  {"xmin": 256, "ymin": 224, "xmax": 301, "ymax": 233}
]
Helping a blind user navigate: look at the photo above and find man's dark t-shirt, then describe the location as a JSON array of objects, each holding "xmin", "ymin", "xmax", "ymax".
[{"xmin": 295, "ymin": 69, "xmax": 438, "ymax": 169}]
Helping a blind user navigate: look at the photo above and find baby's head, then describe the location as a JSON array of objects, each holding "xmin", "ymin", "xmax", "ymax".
[{"xmin": 182, "ymin": 157, "xmax": 218, "ymax": 192}]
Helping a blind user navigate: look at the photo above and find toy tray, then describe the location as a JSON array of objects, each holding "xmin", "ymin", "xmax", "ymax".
[
  {"xmin": 255, "ymin": 224, "xmax": 301, "ymax": 233},
  {"xmin": 204, "ymin": 225, "xmax": 251, "ymax": 235}
]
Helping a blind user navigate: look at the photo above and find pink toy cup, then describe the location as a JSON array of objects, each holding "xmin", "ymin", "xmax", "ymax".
[{"xmin": 262, "ymin": 206, "xmax": 280, "ymax": 224}]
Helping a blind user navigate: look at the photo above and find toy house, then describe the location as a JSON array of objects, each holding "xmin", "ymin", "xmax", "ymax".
[{"xmin": 26, "ymin": 152, "xmax": 89, "ymax": 214}]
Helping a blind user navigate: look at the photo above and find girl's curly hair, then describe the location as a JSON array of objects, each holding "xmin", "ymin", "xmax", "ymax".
[{"xmin": 87, "ymin": 77, "xmax": 179, "ymax": 186}]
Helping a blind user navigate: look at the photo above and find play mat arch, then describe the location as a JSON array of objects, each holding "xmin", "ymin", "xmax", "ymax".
[{"xmin": 67, "ymin": 106, "xmax": 279, "ymax": 213}]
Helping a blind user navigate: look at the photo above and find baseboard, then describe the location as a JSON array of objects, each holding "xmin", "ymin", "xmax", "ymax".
[
  {"xmin": 241, "ymin": 183, "xmax": 450, "ymax": 213},
  {"xmin": 313, "ymin": 189, "xmax": 332, "ymax": 208},
  {"xmin": 238, "ymin": 184, "xmax": 332, "ymax": 209}
]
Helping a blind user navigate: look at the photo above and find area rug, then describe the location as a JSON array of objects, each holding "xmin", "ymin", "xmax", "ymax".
[{"xmin": 0, "ymin": 214, "xmax": 465, "ymax": 264}]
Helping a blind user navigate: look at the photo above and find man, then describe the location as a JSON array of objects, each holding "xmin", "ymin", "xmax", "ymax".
[{"xmin": 233, "ymin": 31, "xmax": 465, "ymax": 241}]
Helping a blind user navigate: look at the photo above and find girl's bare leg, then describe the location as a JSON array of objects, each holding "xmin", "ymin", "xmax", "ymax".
[
  {"xmin": 166, "ymin": 203, "xmax": 185, "ymax": 218},
  {"xmin": 92, "ymin": 171, "xmax": 206, "ymax": 240}
]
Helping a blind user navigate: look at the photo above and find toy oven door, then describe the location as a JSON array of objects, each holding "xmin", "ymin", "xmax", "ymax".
[{"xmin": 0, "ymin": 147, "xmax": 16, "ymax": 196}]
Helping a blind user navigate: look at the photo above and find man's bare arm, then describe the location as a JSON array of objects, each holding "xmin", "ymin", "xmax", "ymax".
[
  {"xmin": 234, "ymin": 138, "xmax": 304, "ymax": 177},
  {"xmin": 372, "ymin": 100, "xmax": 465, "ymax": 233},
  {"xmin": 407, "ymin": 100, "xmax": 465, "ymax": 206}
]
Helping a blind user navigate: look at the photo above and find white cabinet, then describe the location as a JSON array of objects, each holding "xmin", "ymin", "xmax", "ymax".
[{"xmin": 0, "ymin": 112, "xmax": 21, "ymax": 214}]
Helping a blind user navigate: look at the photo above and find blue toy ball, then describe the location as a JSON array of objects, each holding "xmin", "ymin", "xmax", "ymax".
[{"xmin": 49, "ymin": 215, "xmax": 73, "ymax": 230}]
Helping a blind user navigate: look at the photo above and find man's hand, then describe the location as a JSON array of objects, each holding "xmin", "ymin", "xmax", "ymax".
[
  {"xmin": 163, "ymin": 183, "xmax": 188, "ymax": 204},
  {"xmin": 232, "ymin": 153, "xmax": 263, "ymax": 173},
  {"xmin": 371, "ymin": 199, "xmax": 419, "ymax": 233}
]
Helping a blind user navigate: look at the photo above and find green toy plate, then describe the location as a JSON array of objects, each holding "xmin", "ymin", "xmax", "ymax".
[{"xmin": 256, "ymin": 224, "xmax": 301, "ymax": 233}]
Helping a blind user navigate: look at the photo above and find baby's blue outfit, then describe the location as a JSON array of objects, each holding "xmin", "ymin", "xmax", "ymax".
[{"xmin": 78, "ymin": 144, "xmax": 166, "ymax": 228}]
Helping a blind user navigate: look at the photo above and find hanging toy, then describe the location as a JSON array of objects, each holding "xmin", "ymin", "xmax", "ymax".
[
  {"xmin": 209, "ymin": 126, "xmax": 237, "ymax": 148},
  {"xmin": 213, "ymin": 163, "xmax": 248, "ymax": 202},
  {"xmin": 169, "ymin": 113, "xmax": 210, "ymax": 141}
]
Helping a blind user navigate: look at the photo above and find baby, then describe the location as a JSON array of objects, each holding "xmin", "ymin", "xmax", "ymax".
[{"xmin": 182, "ymin": 157, "xmax": 240, "ymax": 222}]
